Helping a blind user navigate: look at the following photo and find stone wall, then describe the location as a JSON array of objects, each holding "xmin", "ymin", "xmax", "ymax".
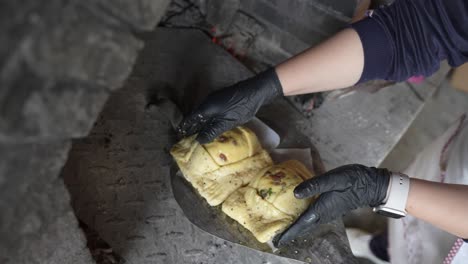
[
  {"xmin": 0, "ymin": 0, "xmax": 169, "ymax": 263},
  {"xmin": 161, "ymin": 0, "xmax": 357, "ymax": 72}
]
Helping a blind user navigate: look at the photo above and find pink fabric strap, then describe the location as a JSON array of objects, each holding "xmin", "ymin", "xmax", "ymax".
[{"xmin": 443, "ymin": 239, "xmax": 464, "ymax": 264}]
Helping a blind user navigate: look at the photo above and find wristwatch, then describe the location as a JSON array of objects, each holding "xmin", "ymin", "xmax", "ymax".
[{"xmin": 373, "ymin": 172, "xmax": 411, "ymax": 218}]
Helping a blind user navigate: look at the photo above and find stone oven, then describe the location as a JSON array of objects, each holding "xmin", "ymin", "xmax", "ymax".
[{"xmin": 2, "ymin": 1, "xmax": 447, "ymax": 263}]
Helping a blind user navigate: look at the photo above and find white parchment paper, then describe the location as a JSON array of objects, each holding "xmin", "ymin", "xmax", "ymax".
[{"xmin": 246, "ymin": 118, "xmax": 314, "ymax": 172}]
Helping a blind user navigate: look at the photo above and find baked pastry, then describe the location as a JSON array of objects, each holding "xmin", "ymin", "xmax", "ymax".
[
  {"xmin": 170, "ymin": 126, "xmax": 273, "ymax": 206},
  {"xmin": 222, "ymin": 160, "xmax": 315, "ymax": 243}
]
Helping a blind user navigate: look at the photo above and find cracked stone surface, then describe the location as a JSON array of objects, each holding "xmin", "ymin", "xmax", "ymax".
[{"xmin": 62, "ymin": 28, "xmax": 355, "ymax": 264}]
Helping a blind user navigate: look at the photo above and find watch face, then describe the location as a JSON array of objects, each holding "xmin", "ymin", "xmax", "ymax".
[{"xmin": 376, "ymin": 210, "xmax": 405, "ymax": 219}]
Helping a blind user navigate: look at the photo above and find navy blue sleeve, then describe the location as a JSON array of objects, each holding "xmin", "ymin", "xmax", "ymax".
[{"xmin": 351, "ymin": 0, "xmax": 468, "ymax": 83}]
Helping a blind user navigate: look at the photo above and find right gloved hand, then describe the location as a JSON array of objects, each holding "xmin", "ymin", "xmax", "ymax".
[
  {"xmin": 276, "ymin": 164, "xmax": 391, "ymax": 246},
  {"xmin": 177, "ymin": 68, "xmax": 283, "ymax": 144}
]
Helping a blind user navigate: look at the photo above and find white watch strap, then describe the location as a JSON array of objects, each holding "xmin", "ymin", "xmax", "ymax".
[{"xmin": 374, "ymin": 172, "xmax": 411, "ymax": 217}]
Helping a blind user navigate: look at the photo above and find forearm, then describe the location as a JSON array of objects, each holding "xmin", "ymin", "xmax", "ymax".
[
  {"xmin": 406, "ymin": 178, "xmax": 468, "ymax": 238},
  {"xmin": 276, "ymin": 0, "xmax": 466, "ymax": 96},
  {"xmin": 276, "ymin": 29, "xmax": 364, "ymax": 96}
]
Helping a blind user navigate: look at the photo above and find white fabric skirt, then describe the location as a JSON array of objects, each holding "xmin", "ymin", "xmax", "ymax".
[{"xmin": 389, "ymin": 114, "xmax": 468, "ymax": 264}]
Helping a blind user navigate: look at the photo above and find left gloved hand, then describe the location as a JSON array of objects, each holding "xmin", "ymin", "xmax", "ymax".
[
  {"xmin": 276, "ymin": 164, "xmax": 391, "ymax": 246},
  {"xmin": 177, "ymin": 68, "xmax": 283, "ymax": 144}
]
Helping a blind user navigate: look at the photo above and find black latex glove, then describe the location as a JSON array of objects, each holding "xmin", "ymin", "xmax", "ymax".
[
  {"xmin": 177, "ymin": 68, "xmax": 283, "ymax": 144},
  {"xmin": 276, "ymin": 164, "xmax": 391, "ymax": 246}
]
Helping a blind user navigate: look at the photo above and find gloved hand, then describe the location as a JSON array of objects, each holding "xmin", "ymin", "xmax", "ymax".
[
  {"xmin": 276, "ymin": 164, "xmax": 391, "ymax": 246},
  {"xmin": 177, "ymin": 68, "xmax": 283, "ymax": 144}
]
